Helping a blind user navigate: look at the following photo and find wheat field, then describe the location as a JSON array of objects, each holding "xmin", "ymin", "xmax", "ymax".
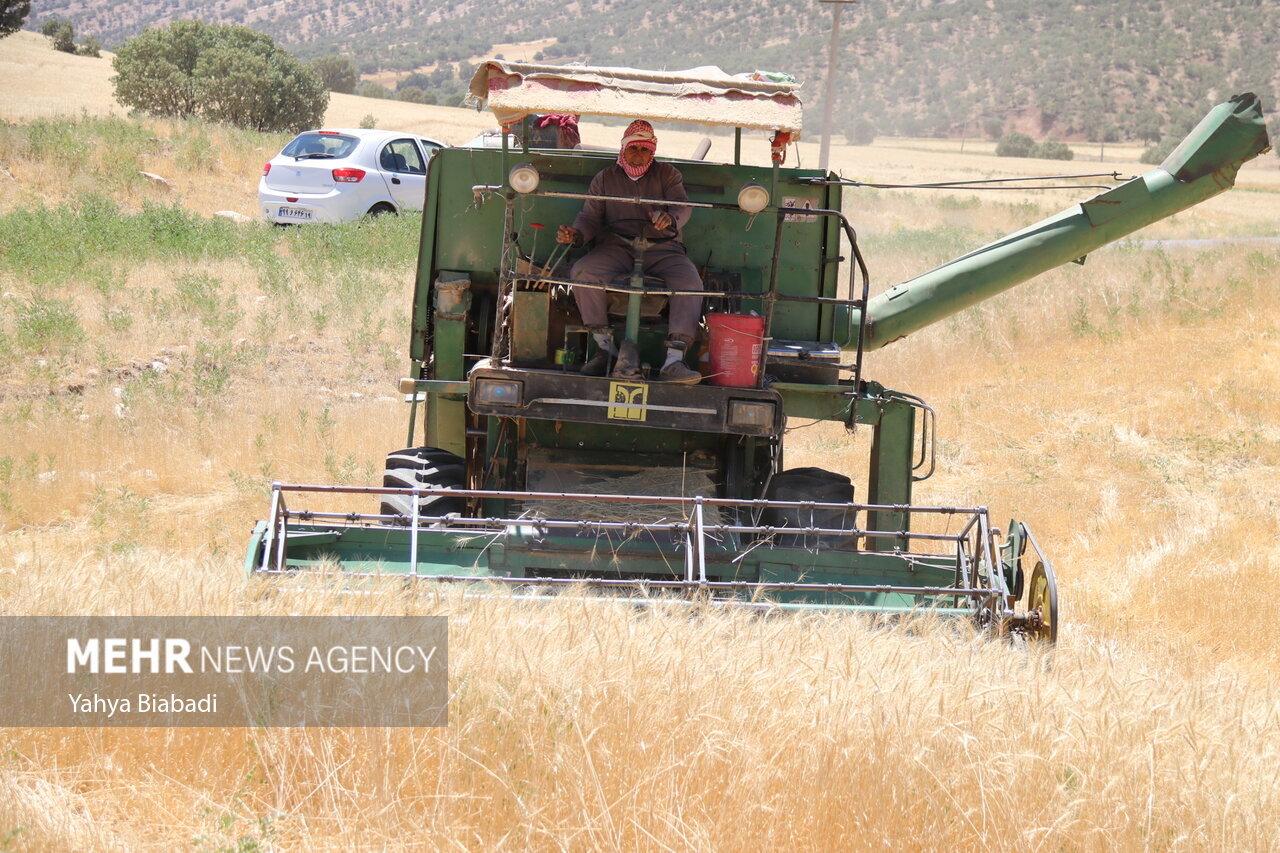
[{"xmin": 2, "ymin": 30, "xmax": 1280, "ymax": 851}]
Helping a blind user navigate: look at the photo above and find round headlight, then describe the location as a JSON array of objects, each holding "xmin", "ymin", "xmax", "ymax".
[
  {"xmin": 509, "ymin": 163, "xmax": 540, "ymax": 194},
  {"xmin": 737, "ymin": 182, "xmax": 770, "ymax": 214}
]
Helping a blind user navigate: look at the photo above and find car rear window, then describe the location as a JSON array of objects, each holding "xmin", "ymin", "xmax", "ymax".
[{"xmin": 281, "ymin": 133, "xmax": 360, "ymax": 159}]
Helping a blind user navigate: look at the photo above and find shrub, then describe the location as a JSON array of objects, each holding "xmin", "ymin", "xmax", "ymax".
[
  {"xmin": 1031, "ymin": 140, "xmax": 1074, "ymax": 160},
  {"xmin": 75, "ymin": 34, "xmax": 101, "ymax": 58},
  {"xmin": 112, "ymin": 21, "xmax": 327, "ymax": 133},
  {"xmin": 995, "ymin": 132, "xmax": 1034, "ymax": 158},
  {"xmin": 845, "ymin": 116, "xmax": 876, "ymax": 146},
  {"xmin": 395, "ymin": 86, "xmax": 434, "ymax": 105},
  {"xmin": 1140, "ymin": 137, "xmax": 1179, "ymax": 165},
  {"xmin": 41, "ymin": 18, "xmax": 74, "ymax": 53},
  {"xmin": 356, "ymin": 81, "xmax": 389, "ymax": 100},
  {"xmin": 359, "ymin": 113, "xmax": 377, "ymax": 129},
  {"xmin": 0, "ymin": 0, "xmax": 31, "ymax": 38},
  {"xmin": 311, "ymin": 55, "xmax": 357, "ymax": 94},
  {"xmin": 397, "ymin": 72, "xmax": 432, "ymax": 92},
  {"xmin": 1132, "ymin": 108, "xmax": 1164, "ymax": 144},
  {"xmin": 13, "ymin": 294, "xmax": 83, "ymax": 354}
]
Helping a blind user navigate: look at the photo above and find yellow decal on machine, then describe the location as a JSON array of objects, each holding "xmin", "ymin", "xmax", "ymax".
[{"xmin": 607, "ymin": 381, "xmax": 648, "ymax": 421}]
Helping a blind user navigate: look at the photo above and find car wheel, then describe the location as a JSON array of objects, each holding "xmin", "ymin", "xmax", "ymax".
[{"xmin": 366, "ymin": 202, "xmax": 397, "ymax": 218}]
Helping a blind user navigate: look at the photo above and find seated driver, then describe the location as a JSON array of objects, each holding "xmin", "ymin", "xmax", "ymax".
[{"xmin": 556, "ymin": 120, "xmax": 703, "ymax": 384}]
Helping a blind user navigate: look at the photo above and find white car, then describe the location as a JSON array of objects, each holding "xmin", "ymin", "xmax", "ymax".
[{"xmin": 258, "ymin": 128, "xmax": 446, "ymax": 224}]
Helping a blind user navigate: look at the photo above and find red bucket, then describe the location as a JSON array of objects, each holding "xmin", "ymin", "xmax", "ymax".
[{"xmin": 706, "ymin": 313, "xmax": 765, "ymax": 387}]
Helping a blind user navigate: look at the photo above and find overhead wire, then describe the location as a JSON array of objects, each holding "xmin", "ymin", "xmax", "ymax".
[{"xmin": 807, "ymin": 171, "xmax": 1133, "ymax": 192}]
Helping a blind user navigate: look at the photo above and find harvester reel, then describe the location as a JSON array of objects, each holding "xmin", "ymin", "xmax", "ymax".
[
  {"xmin": 380, "ymin": 446, "xmax": 467, "ymax": 520},
  {"xmin": 1026, "ymin": 559, "xmax": 1058, "ymax": 644}
]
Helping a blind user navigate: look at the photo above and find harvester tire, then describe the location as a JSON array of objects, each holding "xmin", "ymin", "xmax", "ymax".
[
  {"xmin": 380, "ymin": 446, "xmax": 466, "ymax": 520},
  {"xmin": 761, "ymin": 467, "xmax": 858, "ymax": 550}
]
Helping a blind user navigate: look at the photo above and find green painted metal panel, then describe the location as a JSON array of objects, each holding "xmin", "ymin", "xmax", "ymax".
[
  {"xmin": 411, "ymin": 153, "xmax": 447, "ymax": 363},
  {"xmin": 249, "ymin": 520, "xmax": 974, "ymax": 611},
  {"xmin": 511, "ymin": 290, "xmax": 551, "ymax": 363},
  {"xmin": 866, "ymin": 397, "xmax": 915, "ymax": 548},
  {"xmin": 426, "ymin": 274, "xmax": 470, "ymax": 456},
  {"xmin": 410, "ymin": 147, "xmax": 841, "ymax": 355}
]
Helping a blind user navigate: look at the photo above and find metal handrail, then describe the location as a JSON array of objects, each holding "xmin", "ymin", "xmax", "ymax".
[
  {"xmin": 494, "ymin": 189, "xmax": 871, "ymax": 387},
  {"xmin": 273, "ymin": 508, "xmax": 973, "ymax": 545},
  {"xmin": 879, "ymin": 390, "xmax": 937, "ymax": 481},
  {"xmin": 269, "ymin": 481, "xmax": 986, "ymax": 514}
]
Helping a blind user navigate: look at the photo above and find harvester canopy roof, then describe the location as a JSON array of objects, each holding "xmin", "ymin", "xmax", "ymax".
[{"xmin": 467, "ymin": 60, "xmax": 804, "ymax": 137}]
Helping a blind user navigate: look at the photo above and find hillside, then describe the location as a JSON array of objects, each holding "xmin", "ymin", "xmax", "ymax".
[
  {"xmin": 3, "ymin": 21, "xmax": 1280, "ymax": 852},
  {"xmin": 23, "ymin": 0, "xmax": 1280, "ymax": 145}
]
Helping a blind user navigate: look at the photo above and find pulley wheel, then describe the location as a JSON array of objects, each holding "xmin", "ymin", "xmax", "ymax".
[{"xmin": 1027, "ymin": 559, "xmax": 1058, "ymax": 644}]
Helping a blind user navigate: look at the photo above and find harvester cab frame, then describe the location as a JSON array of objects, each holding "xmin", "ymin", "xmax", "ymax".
[{"xmin": 247, "ymin": 60, "xmax": 1271, "ymax": 645}]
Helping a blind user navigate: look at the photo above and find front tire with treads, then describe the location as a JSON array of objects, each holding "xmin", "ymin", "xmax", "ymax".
[
  {"xmin": 380, "ymin": 446, "xmax": 466, "ymax": 520},
  {"xmin": 760, "ymin": 467, "xmax": 857, "ymax": 550}
]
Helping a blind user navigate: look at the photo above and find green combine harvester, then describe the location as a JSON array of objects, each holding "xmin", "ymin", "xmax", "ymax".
[{"xmin": 247, "ymin": 61, "xmax": 1271, "ymax": 642}]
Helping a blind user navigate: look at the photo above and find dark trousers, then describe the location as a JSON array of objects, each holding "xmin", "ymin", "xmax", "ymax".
[{"xmin": 571, "ymin": 243, "xmax": 703, "ymax": 341}]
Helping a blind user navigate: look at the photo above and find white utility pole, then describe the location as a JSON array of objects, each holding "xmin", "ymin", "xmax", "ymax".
[{"xmin": 818, "ymin": 0, "xmax": 857, "ymax": 172}]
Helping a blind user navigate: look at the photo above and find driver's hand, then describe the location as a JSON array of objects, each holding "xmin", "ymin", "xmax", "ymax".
[
  {"xmin": 556, "ymin": 225, "xmax": 580, "ymax": 245},
  {"xmin": 649, "ymin": 211, "xmax": 673, "ymax": 231}
]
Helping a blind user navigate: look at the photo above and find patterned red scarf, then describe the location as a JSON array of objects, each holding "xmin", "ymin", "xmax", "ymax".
[{"xmin": 618, "ymin": 120, "xmax": 657, "ymax": 180}]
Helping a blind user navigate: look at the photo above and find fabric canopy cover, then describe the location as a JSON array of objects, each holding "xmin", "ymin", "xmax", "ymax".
[{"xmin": 467, "ymin": 60, "xmax": 804, "ymax": 137}]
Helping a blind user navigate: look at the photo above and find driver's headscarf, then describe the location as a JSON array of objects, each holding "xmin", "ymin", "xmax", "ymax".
[{"xmin": 618, "ymin": 120, "xmax": 657, "ymax": 180}]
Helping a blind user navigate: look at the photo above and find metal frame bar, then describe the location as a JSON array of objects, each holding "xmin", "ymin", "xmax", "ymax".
[
  {"xmin": 491, "ymin": 192, "xmax": 871, "ymax": 317},
  {"xmin": 256, "ymin": 482, "xmax": 1005, "ymax": 608},
  {"xmin": 881, "ymin": 391, "xmax": 937, "ymax": 481}
]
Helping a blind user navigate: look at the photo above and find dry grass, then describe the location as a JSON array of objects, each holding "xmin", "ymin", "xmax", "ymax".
[
  {"xmin": 3, "ymin": 575, "xmax": 1280, "ymax": 850},
  {"xmin": 3, "ymin": 31, "xmax": 1280, "ymax": 851},
  {"xmin": 0, "ymin": 33, "xmax": 121, "ymax": 121}
]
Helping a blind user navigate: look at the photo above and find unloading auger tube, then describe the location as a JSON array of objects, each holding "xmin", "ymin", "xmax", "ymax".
[{"xmin": 843, "ymin": 93, "xmax": 1270, "ymax": 350}]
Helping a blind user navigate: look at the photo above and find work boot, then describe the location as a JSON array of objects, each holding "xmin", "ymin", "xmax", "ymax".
[
  {"xmin": 610, "ymin": 339, "xmax": 642, "ymax": 380},
  {"xmin": 579, "ymin": 349, "xmax": 611, "ymax": 376},
  {"xmin": 658, "ymin": 360, "xmax": 701, "ymax": 384},
  {"xmin": 658, "ymin": 335, "xmax": 700, "ymax": 384}
]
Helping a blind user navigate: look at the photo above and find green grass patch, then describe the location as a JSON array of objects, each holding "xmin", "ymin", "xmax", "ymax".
[
  {"xmin": 864, "ymin": 224, "xmax": 978, "ymax": 270},
  {"xmin": 0, "ymin": 198, "xmax": 422, "ymax": 289}
]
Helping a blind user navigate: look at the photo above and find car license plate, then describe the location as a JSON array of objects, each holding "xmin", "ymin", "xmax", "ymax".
[{"xmin": 277, "ymin": 206, "xmax": 312, "ymax": 220}]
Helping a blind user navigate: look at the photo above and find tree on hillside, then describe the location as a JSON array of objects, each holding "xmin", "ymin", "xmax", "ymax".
[
  {"xmin": 846, "ymin": 116, "xmax": 876, "ymax": 146},
  {"xmin": 1140, "ymin": 138, "xmax": 1179, "ymax": 166},
  {"xmin": 76, "ymin": 35, "xmax": 101, "ymax": 58},
  {"xmin": 995, "ymin": 132, "xmax": 1034, "ymax": 158},
  {"xmin": 41, "ymin": 18, "xmax": 74, "ymax": 53},
  {"xmin": 311, "ymin": 55, "xmax": 358, "ymax": 94},
  {"xmin": 395, "ymin": 86, "xmax": 434, "ymax": 105},
  {"xmin": 112, "ymin": 21, "xmax": 327, "ymax": 133},
  {"xmin": 1031, "ymin": 140, "xmax": 1074, "ymax": 161},
  {"xmin": 40, "ymin": 17, "xmax": 99, "ymax": 56},
  {"xmin": 356, "ymin": 80, "xmax": 389, "ymax": 99},
  {"xmin": 1129, "ymin": 109, "xmax": 1162, "ymax": 144},
  {"xmin": 0, "ymin": 0, "xmax": 30, "ymax": 38},
  {"xmin": 397, "ymin": 72, "xmax": 432, "ymax": 93}
]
